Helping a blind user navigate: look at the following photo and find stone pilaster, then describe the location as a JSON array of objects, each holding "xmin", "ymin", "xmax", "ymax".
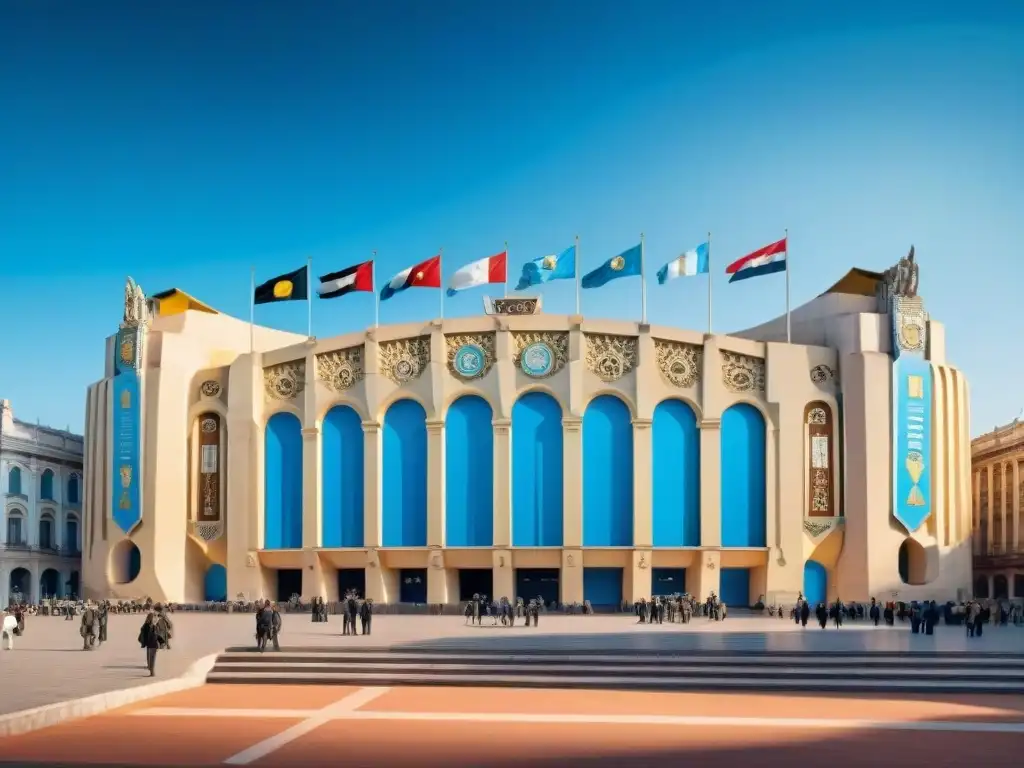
[
  {"xmin": 562, "ymin": 417, "xmax": 583, "ymax": 548},
  {"xmin": 492, "ymin": 419, "xmax": 512, "ymax": 547},
  {"xmin": 426, "ymin": 419, "xmax": 445, "ymax": 547},
  {"xmin": 362, "ymin": 422, "xmax": 381, "ymax": 548},
  {"xmin": 632, "ymin": 418, "xmax": 653, "ymax": 548}
]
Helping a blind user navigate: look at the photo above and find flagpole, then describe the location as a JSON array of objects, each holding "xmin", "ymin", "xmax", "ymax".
[
  {"xmin": 504, "ymin": 241, "xmax": 509, "ymax": 298},
  {"xmin": 574, "ymin": 235, "xmax": 581, "ymax": 315},
  {"xmin": 707, "ymin": 231, "xmax": 713, "ymax": 336},
  {"xmin": 784, "ymin": 228, "xmax": 791, "ymax": 343},
  {"xmin": 249, "ymin": 267, "xmax": 256, "ymax": 354},
  {"xmin": 640, "ymin": 232, "xmax": 647, "ymax": 325},
  {"xmin": 439, "ymin": 247, "xmax": 444, "ymax": 320},
  {"xmin": 306, "ymin": 256, "xmax": 313, "ymax": 338},
  {"xmin": 372, "ymin": 250, "xmax": 379, "ymax": 328}
]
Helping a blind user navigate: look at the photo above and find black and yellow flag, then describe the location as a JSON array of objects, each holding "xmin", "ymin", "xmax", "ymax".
[{"xmin": 254, "ymin": 266, "xmax": 309, "ymax": 305}]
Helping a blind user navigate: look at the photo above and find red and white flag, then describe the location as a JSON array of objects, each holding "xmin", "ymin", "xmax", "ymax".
[{"xmin": 446, "ymin": 251, "xmax": 507, "ymax": 296}]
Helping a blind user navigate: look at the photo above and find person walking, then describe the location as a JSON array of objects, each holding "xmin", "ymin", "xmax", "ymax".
[{"xmin": 138, "ymin": 613, "xmax": 160, "ymax": 677}]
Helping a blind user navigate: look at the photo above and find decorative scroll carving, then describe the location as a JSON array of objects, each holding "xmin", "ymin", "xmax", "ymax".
[
  {"xmin": 199, "ymin": 380, "xmax": 221, "ymax": 398},
  {"xmin": 584, "ymin": 334, "xmax": 638, "ymax": 383},
  {"xmin": 316, "ymin": 347, "xmax": 365, "ymax": 392},
  {"xmin": 805, "ymin": 402, "xmax": 834, "ymax": 517},
  {"xmin": 809, "ymin": 365, "xmax": 835, "ymax": 386},
  {"xmin": 379, "ymin": 337, "xmax": 431, "ymax": 385},
  {"xmin": 511, "ymin": 331, "xmax": 569, "ymax": 379},
  {"xmin": 803, "ymin": 519, "xmax": 835, "ymax": 537},
  {"xmin": 721, "ymin": 351, "xmax": 765, "ymax": 393},
  {"xmin": 121, "ymin": 277, "xmax": 149, "ymax": 329},
  {"xmin": 264, "ymin": 361, "xmax": 305, "ymax": 400},
  {"xmin": 654, "ymin": 339, "xmax": 702, "ymax": 388},
  {"xmin": 445, "ymin": 333, "xmax": 496, "ymax": 381}
]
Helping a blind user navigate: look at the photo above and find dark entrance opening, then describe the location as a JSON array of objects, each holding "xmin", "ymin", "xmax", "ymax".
[
  {"xmin": 515, "ymin": 568, "xmax": 559, "ymax": 607},
  {"xmin": 337, "ymin": 568, "xmax": 366, "ymax": 599},
  {"xmin": 399, "ymin": 568, "xmax": 428, "ymax": 603},
  {"xmin": 652, "ymin": 567, "xmax": 686, "ymax": 596},
  {"xmin": 458, "ymin": 569, "xmax": 493, "ymax": 601},
  {"xmin": 275, "ymin": 568, "xmax": 303, "ymax": 602}
]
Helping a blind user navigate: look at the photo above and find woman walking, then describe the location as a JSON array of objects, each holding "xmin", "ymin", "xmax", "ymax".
[{"xmin": 138, "ymin": 612, "xmax": 160, "ymax": 676}]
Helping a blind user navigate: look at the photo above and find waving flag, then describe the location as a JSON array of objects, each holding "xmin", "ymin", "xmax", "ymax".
[
  {"xmin": 581, "ymin": 244, "xmax": 642, "ymax": 289},
  {"xmin": 657, "ymin": 242, "xmax": 709, "ymax": 284},
  {"xmin": 447, "ymin": 251, "xmax": 507, "ymax": 296},
  {"xmin": 726, "ymin": 238, "xmax": 787, "ymax": 283},
  {"xmin": 515, "ymin": 245, "xmax": 576, "ymax": 290},
  {"xmin": 380, "ymin": 254, "xmax": 442, "ymax": 301}
]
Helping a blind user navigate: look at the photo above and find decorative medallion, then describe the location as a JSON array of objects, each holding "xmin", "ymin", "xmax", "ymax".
[
  {"xmin": 316, "ymin": 347, "xmax": 365, "ymax": 392},
  {"xmin": 200, "ymin": 380, "xmax": 221, "ymax": 398},
  {"xmin": 445, "ymin": 333, "xmax": 496, "ymax": 381},
  {"xmin": 610, "ymin": 255, "xmax": 625, "ymax": 271},
  {"xmin": 808, "ymin": 407, "xmax": 827, "ymax": 425},
  {"xmin": 379, "ymin": 336, "xmax": 431, "ymax": 385},
  {"xmin": 803, "ymin": 519, "xmax": 835, "ymax": 538},
  {"xmin": 512, "ymin": 331, "xmax": 569, "ymax": 379},
  {"xmin": 809, "ymin": 365, "xmax": 835, "ymax": 385},
  {"xmin": 721, "ymin": 351, "xmax": 765, "ymax": 393},
  {"xmin": 263, "ymin": 361, "xmax": 306, "ymax": 401},
  {"xmin": 584, "ymin": 334, "xmax": 638, "ymax": 383},
  {"xmin": 894, "ymin": 296, "xmax": 927, "ymax": 353},
  {"xmin": 655, "ymin": 340, "xmax": 702, "ymax": 389},
  {"xmin": 566, "ymin": 554, "xmax": 575, "ymax": 567},
  {"xmin": 119, "ymin": 337, "xmax": 135, "ymax": 366},
  {"xmin": 201, "ymin": 417, "xmax": 217, "ymax": 433}
]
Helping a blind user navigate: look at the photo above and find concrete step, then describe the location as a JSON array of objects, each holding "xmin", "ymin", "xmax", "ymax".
[
  {"xmin": 205, "ymin": 669, "xmax": 1024, "ymax": 694},
  {"xmin": 209, "ymin": 660, "xmax": 1024, "ymax": 680}
]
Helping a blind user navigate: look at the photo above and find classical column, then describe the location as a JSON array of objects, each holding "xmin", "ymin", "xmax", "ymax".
[
  {"xmin": 973, "ymin": 469, "xmax": 981, "ymax": 556},
  {"xmin": 426, "ymin": 419, "xmax": 445, "ymax": 547},
  {"xmin": 492, "ymin": 419, "xmax": 512, "ymax": 548},
  {"xmin": 301, "ymin": 427, "xmax": 320, "ymax": 549},
  {"xmin": 362, "ymin": 422, "xmax": 382, "ymax": 548},
  {"xmin": 632, "ymin": 418, "xmax": 653, "ymax": 548},
  {"xmin": 699, "ymin": 419, "xmax": 722, "ymax": 547},
  {"xmin": 986, "ymin": 464, "xmax": 994, "ymax": 554},
  {"xmin": 1014, "ymin": 461, "xmax": 1021, "ymax": 553},
  {"xmin": 562, "ymin": 417, "xmax": 583, "ymax": 548}
]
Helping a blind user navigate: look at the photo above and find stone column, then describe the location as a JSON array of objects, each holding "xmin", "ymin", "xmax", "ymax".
[
  {"xmin": 301, "ymin": 427, "xmax": 320, "ymax": 549},
  {"xmin": 362, "ymin": 422, "xmax": 382, "ymax": 548},
  {"xmin": 973, "ymin": 469, "xmax": 981, "ymax": 556},
  {"xmin": 986, "ymin": 464, "xmax": 994, "ymax": 554},
  {"xmin": 492, "ymin": 419, "xmax": 512, "ymax": 548},
  {"xmin": 426, "ymin": 419, "xmax": 445, "ymax": 547},
  {"xmin": 699, "ymin": 419, "xmax": 722, "ymax": 547},
  {"xmin": 562, "ymin": 417, "xmax": 583, "ymax": 548},
  {"xmin": 1014, "ymin": 461, "xmax": 1021, "ymax": 553},
  {"xmin": 632, "ymin": 418, "xmax": 653, "ymax": 548},
  {"xmin": 1001, "ymin": 462, "xmax": 1009, "ymax": 554},
  {"xmin": 26, "ymin": 463, "xmax": 39, "ymax": 546}
]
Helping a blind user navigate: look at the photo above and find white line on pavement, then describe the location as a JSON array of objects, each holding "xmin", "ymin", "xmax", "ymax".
[{"xmin": 221, "ymin": 686, "xmax": 390, "ymax": 765}]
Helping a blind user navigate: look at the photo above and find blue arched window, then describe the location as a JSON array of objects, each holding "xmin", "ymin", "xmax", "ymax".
[
  {"xmin": 40, "ymin": 469, "xmax": 55, "ymax": 501},
  {"xmin": 7, "ymin": 467, "xmax": 22, "ymax": 495},
  {"xmin": 67, "ymin": 475, "xmax": 80, "ymax": 506}
]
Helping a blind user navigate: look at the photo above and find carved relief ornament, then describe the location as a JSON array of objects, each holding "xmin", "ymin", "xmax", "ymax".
[
  {"xmin": 316, "ymin": 347, "xmax": 365, "ymax": 392},
  {"xmin": 721, "ymin": 351, "xmax": 765, "ymax": 393},
  {"xmin": 655, "ymin": 339, "xmax": 702, "ymax": 388},
  {"xmin": 445, "ymin": 333, "xmax": 496, "ymax": 381},
  {"xmin": 511, "ymin": 331, "xmax": 569, "ymax": 379},
  {"xmin": 584, "ymin": 333, "xmax": 638, "ymax": 383},
  {"xmin": 379, "ymin": 337, "xmax": 431, "ymax": 385},
  {"xmin": 803, "ymin": 519, "xmax": 835, "ymax": 538},
  {"xmin": 264, "ymin": 361, "xmax": 306, "ymax": 401},
  {"xmin": 199, "ymin": 380, "xmax": 222, "ymax": 398},
  {"xmin": 809, "ymin": 365, "xmax": 835, "ymax": 386}
]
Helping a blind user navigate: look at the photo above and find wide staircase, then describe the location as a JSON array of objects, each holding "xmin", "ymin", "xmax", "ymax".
[{"xmin": 207, "ymin": 646, "xmax": 1024, "ymax": 694}]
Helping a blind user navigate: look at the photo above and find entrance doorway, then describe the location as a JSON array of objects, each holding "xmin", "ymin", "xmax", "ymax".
[
  {"xmin": 458, "ymin": 569, "xmax": 493, "ymax": 601},
  {"xmin": 515, "ymin": 568, "xmax": 559, "ymax": 607}
]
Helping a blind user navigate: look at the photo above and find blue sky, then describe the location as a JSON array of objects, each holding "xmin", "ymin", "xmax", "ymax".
[{"xmin": 1, "ymin": 2, "xmax": 1021, "ymax": 434}]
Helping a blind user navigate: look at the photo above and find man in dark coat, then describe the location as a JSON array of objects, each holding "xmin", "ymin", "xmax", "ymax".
[
  {"xmin": 80, "ymin": 603, "xmax": 97, "ymax": 650},
  {"xmin": 271, "ymin": 604, "xmax": 282, "ymax": 651},
  {"xmin": 359, "ymin": 599, "xmax": 372, "ymax": 636},
  {"xmin": 97, "ymin": 602, "xmax": 109, "ymax": 645},
  {"xmin": 344, "ymin": 594, "xmax": 358, "ymax": 635},
  {"xmin": 256, "ymin": 600, "xmax": 273, "ymax": 652}
]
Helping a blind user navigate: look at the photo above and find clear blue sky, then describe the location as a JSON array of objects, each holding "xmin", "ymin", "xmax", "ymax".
[{"xmin": 1, "ymin": 2, "xmax": 1021, "ymax": 435}]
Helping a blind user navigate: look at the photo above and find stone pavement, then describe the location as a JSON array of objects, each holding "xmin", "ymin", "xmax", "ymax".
[{"xmin": 2, "ymin": 612, "xmax": 1022, "ymax": 715}]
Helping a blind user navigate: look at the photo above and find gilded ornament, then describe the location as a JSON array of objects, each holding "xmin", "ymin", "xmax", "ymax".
[
  {"xmin": 445, "ymin": 333, "xmax": 496, "ymax": 381},
  {"xmin": 584, "ymin": 333, "xmax": 638, "ymax": 383},
  {"xmin": 895, "ymin": 296, "xmax": 927, "ymax": 353},
  {"xmin": 512, "ymin": 331, "xmax": 569, "ymax": 379},
  {"xmin": 201, "ymin": 417, "xmax": 217, "ymax": 433},
  {"xmin": 316, "ymin": 347, "xmax": 365, "ymax": 392},
  {"xmin": 721, "ymin": 351, "xmax": 765, "ymax": 393},
  {"xmin": 654, "ymin": 339, "xmax": 702, "ymax": 388},
  {"xmin": 200, "ymin": 380, "xmax": 222, "ymax": 398},
  {"xmin": 809, "ymin": 365, "xmax": 835, "ymax": 385},
  {"xmin": 119, "ymin": 338, "xmax": 135, "ymax": 365},
  {"xmin": 119, "ymin": 465, "xmax": 132, "ymax": 489},
  {"xmin": 263, "ymin": 361, "xmax": 306, "ymax": 401},
  {"xmin": 120, "ymin": 388, "xmax": 131, "ymax": 409},
  {"xmin": 609, "ymin": 255, "xmax": 625, "ymax": 271},
  {"xmin": 379, "ymin": 337, "xmax": 431, "ymax": 385}
]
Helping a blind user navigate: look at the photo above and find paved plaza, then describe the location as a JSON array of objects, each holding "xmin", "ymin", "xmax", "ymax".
[{"xmin": 1, "ymin": 612, "xmax": 1023, "ymax": 717}]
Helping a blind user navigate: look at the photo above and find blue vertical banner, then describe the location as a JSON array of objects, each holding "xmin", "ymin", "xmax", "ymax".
[
  {"xmin": 112, "ymin": 326, "xmax": 143, "ymax": 534},
  {"xmin": 889, "ymin": 279, "xmax": 932, "ymax": 533}
]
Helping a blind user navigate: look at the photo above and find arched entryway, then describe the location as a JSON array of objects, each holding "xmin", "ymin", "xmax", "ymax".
[
  {"xmin": 802, "ymin": 560, "xmax": 828, "ymax": 605},
  {"xmin": 994, "ymin": 574, "xmax": 1009, "ymax": 600},
  {"xmin": 974, "ymin": 575, "xmax": 990, "ymax": 599},
  {"xmin": 39, "ymin": 568, "xmax": 61, "ymax": 598},
  {"xmin": 898, "ymin": 538, "xmax": 928, "ymax": 585},
  {"xmin": 9, "ymin": 567, "xmax": 31, "ymax": 603}
]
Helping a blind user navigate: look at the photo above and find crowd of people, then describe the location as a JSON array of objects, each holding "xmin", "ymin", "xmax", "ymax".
[{"xmin": 783, "ymin": 594, "xmax": 1021, "ymax": 634}]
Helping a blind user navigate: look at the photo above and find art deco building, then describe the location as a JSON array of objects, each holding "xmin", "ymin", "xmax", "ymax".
[
  {"xmin": 971, "ymin": 420, "xmax": 1024, "ymax": 599},
  {"xmin": 0, "ymin": 399, "xmax": 84, "ymax": 602},
  {"xmin": 80, "ymin": 254, "xmax": 972, "ymax": 608}
]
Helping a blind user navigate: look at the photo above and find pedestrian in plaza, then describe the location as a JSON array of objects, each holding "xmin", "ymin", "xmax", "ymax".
[
  {"xmin": 97, "ymin": 602, "xmax": 109, "ymax": 646},
  {"xmin": 256, "ymin": 599, "xmax": 273, "ymax": 651},
  {"xmin": 154, "ymin": 605, "xmax": 174, "ymax": 650},
  {"xmin": 799, "ymin": 600, "xmax": 810, "ymax": 627},
  {"xmin": 1, "ymin": 610, "xmax": 17, "ymax": 650},
  {"xmin": 359, "ymin": 598, "xmax": 373, "ymax": 636},
  {"xmin": 138, "ymin": 612, "xmax": 160, "ymax": 676},
  {"xmin": 869, "ymin": 598, "xmax": 881, "ymax": 626},
  {"xmin": 344, "ymin": 593, "xmax": 358, "ymax": 635},
  {"xmin": 80, "ymin": 602, "xmax": 97, "ymax": 650},
  {"xmin": 271, "ymin": 603, "xmax": 282, "ymax": 651}
]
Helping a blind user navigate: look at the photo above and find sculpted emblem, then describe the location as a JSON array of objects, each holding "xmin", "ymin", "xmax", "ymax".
[{"xmin": 609, "ymin": 256, "xmax": 625, "ymax": 271}]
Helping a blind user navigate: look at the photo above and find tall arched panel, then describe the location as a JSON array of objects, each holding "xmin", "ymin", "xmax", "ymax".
[
  {"xmin": 512, "ymin": 392, "xmax": 563, "ymax": 547},
  {"xmin": 805, "ymin": 403, "xmax": 835, "ymax": 517},
  {"xmin": 583, "ymin": 395, "xmax": 634, "ymax": 547},
  {"xmin": 193, "ymin": 413, "xmax": 224, "ymax": 537},
  {"xmin": 264, "ymin": 412, "xmax": 303, "ymax": 550},
  {"xmin": 445, "ymin": 395, "xmax": 494, "ymax": 547},
  {"xmin": 720, "ymin": 403, "xmax": 766, "ymax": 547},
  {"xmin": 382, "ymin": 399, "xmax": 428, "ymax": 547},
  {"xmin": 321, "ymin": 405, "xmax": 365, "ymax": 548},
  {"xmin": 652, "ymin": 399, "xmax": 701, "ymax": 547}
]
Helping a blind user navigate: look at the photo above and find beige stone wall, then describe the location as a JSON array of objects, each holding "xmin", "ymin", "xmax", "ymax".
[
  {"xmin": 81, "ymin": 303, "xmax": 974, "ymax": 606},
  {"xmin": 970, "ymin": 421, "xmax": 1024, "ymax": 599}
]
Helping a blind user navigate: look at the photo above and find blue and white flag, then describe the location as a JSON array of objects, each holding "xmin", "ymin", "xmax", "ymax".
[
  {"xmin": 515, "ymin": 245, "xmax": 576, "ymax": 290},
  {"xmin": 657, "ymin": 242, "xmax": 709, "ymax": 284}
]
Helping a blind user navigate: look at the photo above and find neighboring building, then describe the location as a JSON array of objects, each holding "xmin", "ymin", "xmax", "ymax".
[
  {"xmin": 971, "ymin": 420, "xmax": 1024, "ymax": 600},
  {"xmin": 81, "ymin": 253, "xmax": 972, "ymax": 607},
  {"xmin": 0, "ymin": 399, "xmax": 84, "ymax": 602}
]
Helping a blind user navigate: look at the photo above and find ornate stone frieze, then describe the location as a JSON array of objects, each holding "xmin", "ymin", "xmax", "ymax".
[
  {"xmin": 809, "ymin": 365, "xmax": 835, "ymax": 386},
  {"xmin": 803, "ymin": 518, "xmax": 835, "ymax": 537},
  {"xmin": 379, "ymin": 336, "xmax": 431, "ymax": 385},
  {"xmin": 316, "ymin": 347, "xmax": 365, "ymax": 392},
  {"xmin": 445, "ymin": 333, "xmax": 496, "ymax": 381},
  {"xmin": 199, "ymin": 380, "xmax": 221, "ymax": 398},
  {"xmin": 190, "ymin": 520, "xmax": 224, "ymax": 542},
  {"xmin": 654, "ymin": 339, "xmax": 702, "ymax": 389},
  {"xmin": 511, "ymin": 331, "xmax": 569, "ymax": 379},
  {"xmin": 721, "ymin": 351, "xmax": 765, "ymax": 393},
  {"xmin": 584, "ymin": 334, "xmax": 638, "ymax": 383},
  {"xmin": 263, "ymin": 361, "xmax": 306, "ymax": 401}
]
